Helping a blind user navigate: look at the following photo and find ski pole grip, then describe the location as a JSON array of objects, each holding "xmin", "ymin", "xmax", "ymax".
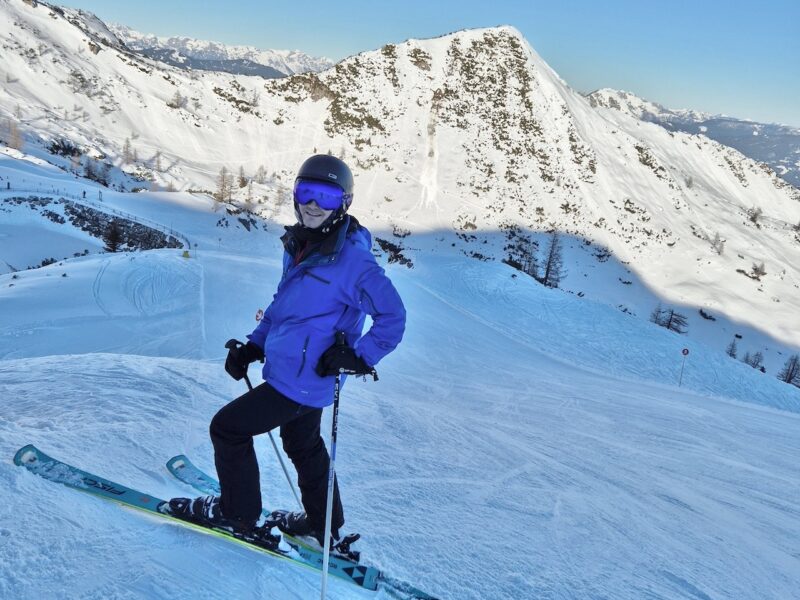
[
  {"xmin": 224, "ymin": 338, "xmax": 243, "ymax": 350},
  {"xmin": 225, "ymin": 338, "xmax": 253, "ymax": 387},
  {"xmin": 334, "ymin": 331, "xmax": 378, "ymax": 381}
]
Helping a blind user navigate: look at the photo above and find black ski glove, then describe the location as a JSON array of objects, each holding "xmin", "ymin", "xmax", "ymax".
[
  {"xmin": 315, "ymin": 344, "xmax": 375, "ymax": 378},
  {"xmin": 224, "ymin": 339, "xmax": 264, "ymax": 381}
]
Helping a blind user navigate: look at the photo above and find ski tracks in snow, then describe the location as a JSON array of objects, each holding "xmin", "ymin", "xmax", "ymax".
[
  {"xmin": 88, "ymin": 252, "xmax": 205, "ymax": 357},
  {"xmin": 91, "ymin": 258, "xmax": 112, "ymax": 317}
]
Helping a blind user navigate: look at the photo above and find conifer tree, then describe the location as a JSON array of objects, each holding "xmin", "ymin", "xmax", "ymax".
[
  {"xmin": 254, "ymin": 165, "xmax": 267, "ymax": 185},
  {"xmin": 215, "ymin": 166, "xmax": 229, "ymax": 203},
  {"xmin": 122, "ymin": 138, "xmax": 133, "ymax": 163},
  {"xmin": 520, "ymin": 238, "xmax": 538, "ymax": 280},
  {"xmin": 650, "ymin": 303, "xmax": 665, "ymax": 326},
  {"xmin": 777, "ymin": 355, "xmax": 800, "ymax": 387},
  {"xmin": 540, "ymin": 232, "xmax": 565, "ymax": 288},
  {"xmin": 662, "ymin": 309, "xmax": 688, "ymax": 334},
  {"xmin": 746, "ymin": 351, "xmax": 764, "ymax": 370},
  {"xmin": 9, "ymin": 120, "xmax": 23, "ymax": 150},
  {"xmin": 103, "ymin": 220, "xmax": 123, "ymax": 253}
]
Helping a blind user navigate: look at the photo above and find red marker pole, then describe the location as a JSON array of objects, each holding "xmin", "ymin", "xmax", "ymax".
[{"xmin": 679, "ymin": 348, "xmax": 689, "ymax": 386}]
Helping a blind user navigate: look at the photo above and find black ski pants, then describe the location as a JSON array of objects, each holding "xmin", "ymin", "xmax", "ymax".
[{"xmin": 209, "ymin": 381, "xmax": 344, "ymax": 533}]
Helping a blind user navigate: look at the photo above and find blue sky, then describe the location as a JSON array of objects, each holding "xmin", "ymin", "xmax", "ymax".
[{"xmin": 59, "ymin": 0, "xmax": 800, "ymax": 126}]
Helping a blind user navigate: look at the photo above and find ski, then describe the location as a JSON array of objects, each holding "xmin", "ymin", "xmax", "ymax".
[
  {"xmin": 166, "ymin": 453, "xmax": 439, "ymax": 599},
  {"xmin": 167, "ymin": 456, "xmax": 367, "ymax": 567},
  {"xmin": 166, "ymin": 453, "xmax": 378, "ymax": 587},
  {"xmin": 12, "ymin": 445, "xmax": 380, "ymax": 591}
]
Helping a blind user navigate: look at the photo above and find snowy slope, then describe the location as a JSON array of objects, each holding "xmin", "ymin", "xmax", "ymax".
[
  {"xmin": 1, "ymin": 0, "xmax": 798, "ymax": 376},
  {"xmin": 587, "ymin": 88, "xmax": 800, "ymax": 189},
  {"xmin": 1, "ymin": 172, "xmax": 800, "ymax": 598}
]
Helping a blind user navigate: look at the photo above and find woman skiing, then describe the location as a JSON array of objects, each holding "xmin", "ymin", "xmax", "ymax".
[{"xmin": 166, "ymin": 154, "xmax": 406, "ymax": 549}]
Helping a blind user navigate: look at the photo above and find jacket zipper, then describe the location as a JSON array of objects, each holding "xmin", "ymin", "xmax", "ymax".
[{"xmin": 296, "ymin": 335, "xmax": 310, "ymax": 377}]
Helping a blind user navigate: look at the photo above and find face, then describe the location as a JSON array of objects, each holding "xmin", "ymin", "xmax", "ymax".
[{"xmin": 298, "ymin": 200, "xmax": 334, "ymax": 229}]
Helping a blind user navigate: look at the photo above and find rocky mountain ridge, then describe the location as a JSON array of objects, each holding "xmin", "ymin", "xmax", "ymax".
[{"xmin": 588, "ymin": 88, "xmax": 800, "ymax": 188}]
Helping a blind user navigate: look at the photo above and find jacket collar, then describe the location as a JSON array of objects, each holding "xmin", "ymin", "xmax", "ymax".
[{"xmin": 281, "ymin": 215, "xmax": 359, "ymax": 266}]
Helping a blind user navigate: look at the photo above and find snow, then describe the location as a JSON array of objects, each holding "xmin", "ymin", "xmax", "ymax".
[
  {"xmin": 2, "ymin": 155, "xmax": 800, "ymax": 598},
  {"xmin": 0, "ymin": 222, "xmax": 96, "ymax": 273}
]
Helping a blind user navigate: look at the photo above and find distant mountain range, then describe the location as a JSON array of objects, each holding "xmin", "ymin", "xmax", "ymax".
[
  {"xmin": 109, "ymin": 23, "xmax": 333, "ymax": 78},
  {"xmin": 587, "ymin": 89, "xmax": 800, "ymax": 188},
  {"xmin": 123, "ymin": 46, "xmax": 288, "ymax": 79}
]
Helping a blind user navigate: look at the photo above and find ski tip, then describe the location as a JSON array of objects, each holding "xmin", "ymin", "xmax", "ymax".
[
  {"xmin": 166, "ymin": 455, "xmax": 189, "ymax": 471},
  {"xmin": 377, "ymin": 575, "xmax": 441, "ymax": 600},
  {"xmin": 13, "ymin": 444, "xmax": 40, "ymax": 466}
]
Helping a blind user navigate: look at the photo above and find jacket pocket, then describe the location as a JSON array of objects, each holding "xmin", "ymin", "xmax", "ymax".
[{"xmin": 296, "ymin": 335, "xmax": 310, "ymax": 377}]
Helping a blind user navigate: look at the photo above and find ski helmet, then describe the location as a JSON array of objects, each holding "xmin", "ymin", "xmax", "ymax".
[{"xmin": 293, "ymin": 154, "xmax": 354, "ymax": 231}]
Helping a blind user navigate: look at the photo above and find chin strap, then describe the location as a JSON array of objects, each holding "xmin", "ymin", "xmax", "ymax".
[{"xmin": 320, "ymin": 209, "xmax": 346, "ymax": 234}]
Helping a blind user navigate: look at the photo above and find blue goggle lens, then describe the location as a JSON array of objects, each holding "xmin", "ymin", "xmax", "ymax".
[{"xmin": 293, "ymin": 179, "xmax": 348, "ymax": 210}]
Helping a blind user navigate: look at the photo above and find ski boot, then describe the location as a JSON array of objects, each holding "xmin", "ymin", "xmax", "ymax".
[
  {"xmin": 160, "ymin": 496, "xmax": 283, "ymax": 551},
  {"xmin": 269, "ymin": 509, "xmax": 361, "ymax": 562}
]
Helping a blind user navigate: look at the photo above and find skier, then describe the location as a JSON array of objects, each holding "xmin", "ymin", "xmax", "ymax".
[{"xmin": 166, "ymin": 154, "xmax": 406, "ymax": 549}]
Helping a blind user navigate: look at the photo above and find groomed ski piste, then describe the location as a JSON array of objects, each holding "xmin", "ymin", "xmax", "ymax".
[{"xmin": 1, "ymin": 154, "xmax": 800, "ymax": 599}]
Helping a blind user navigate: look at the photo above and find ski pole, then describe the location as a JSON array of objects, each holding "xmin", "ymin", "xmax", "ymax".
[
  {"xmin": 226, "ymin": 339, "xmax": 302, "ymax": 509},
  {"xmin": 320, "ymin": 376, "xmax": 341, "ymax": 600},
  {"xmin": 320, "ymin": 331, "xmax": 348, "ymax": 600},
  {"xmin": 319, "ymin": 332, "xmax": 378, "ymax": 598}
]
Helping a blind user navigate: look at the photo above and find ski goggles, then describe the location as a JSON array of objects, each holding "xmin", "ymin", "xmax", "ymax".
[{"xmin": 293, "ymin": 178, "xmax": 349, "ymax": 210}]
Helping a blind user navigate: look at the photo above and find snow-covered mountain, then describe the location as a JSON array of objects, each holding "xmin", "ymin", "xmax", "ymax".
[
  {"xmin": 109, "ymin": 23, "xmax": 333, "ymax": 77},
  {"xmin": 587, "ymin": 88, "xmax": 800, "ymax": 188},
  {"xmin": 1, "ymin": 0, "xmax": 799, "ymax": 374}
]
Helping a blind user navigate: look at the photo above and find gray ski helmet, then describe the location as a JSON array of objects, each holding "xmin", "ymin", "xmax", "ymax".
[{"xmin": 295, "ymin": 154, "xmax": 354, "ymax": 207}]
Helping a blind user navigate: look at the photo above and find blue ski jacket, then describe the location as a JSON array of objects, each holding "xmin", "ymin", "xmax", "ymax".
[{"xmin": 247, "ymin": 216, "xmax": 406, "ymax": 408}]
